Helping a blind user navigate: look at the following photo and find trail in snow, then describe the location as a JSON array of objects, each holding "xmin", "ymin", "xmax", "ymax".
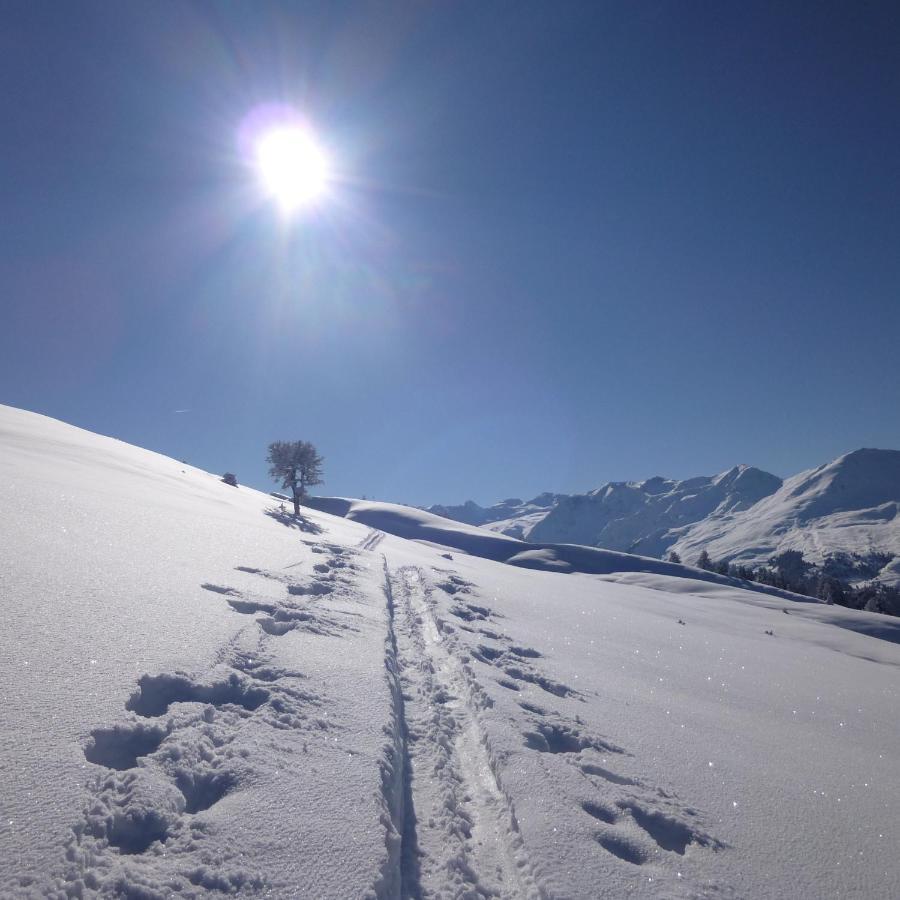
[
  {"xmin": 360, "ymin": 528, "xmax": 386, "ymax": 551},
  {"xmin": 382, "ymin": 557, "xmax": 539, "ymax": 899},
  {"xmin": 55, "ymin": 544, "xmax": 365, "ymax": 896}
]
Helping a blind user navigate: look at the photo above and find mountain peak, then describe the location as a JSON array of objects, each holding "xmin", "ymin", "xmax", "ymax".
[
  {"xmin": 786, "ymin": 448, "xmax": 900, "ymax": 517},
  {"xmin": 833, "ymin": 447, "xmax": 900, "ymax": 467}
]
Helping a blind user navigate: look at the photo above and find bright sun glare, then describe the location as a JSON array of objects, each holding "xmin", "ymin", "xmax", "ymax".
[{"xmin": 255, "ymin": 126, "xmax": 330, "ymax": 212}]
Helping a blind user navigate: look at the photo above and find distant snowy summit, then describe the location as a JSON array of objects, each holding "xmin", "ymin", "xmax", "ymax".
[
  {"xmin": 428, "ymin": 449, "xmax": 900, "ymax": 585},
  {"xmin": 426, "ymin": 492, "xmax": 563, "ymax": 538},
  {"xmin": 671, "ymin": 448, "xmax": 900, "ymax": 584}
]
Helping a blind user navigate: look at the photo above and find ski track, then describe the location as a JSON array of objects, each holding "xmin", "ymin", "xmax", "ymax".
[
  {"xmin": 359, "ymin": 528, "xmax": 386, "ymax": 551},
  {"xmin": 44, "ymin": 527, "xmax": 722, "ymax": 899},
  {"xmin": 381, "ymin": 557, "xmax": 540, "ymax": 900}
]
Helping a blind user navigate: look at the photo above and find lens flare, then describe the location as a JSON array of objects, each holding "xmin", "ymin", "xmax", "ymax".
[{"xmin": 255, "ymin": 126, "xmax": 330, "ymax": 212}]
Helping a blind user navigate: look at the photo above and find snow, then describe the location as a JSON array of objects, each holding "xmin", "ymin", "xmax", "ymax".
[
  {"xmin": 426, "ymin": 495, "xmax": 563, "ymax": 538},
  {"xmin": 2, "ymin": 403, "xmax": 899, "ymax": 898},
  {"xmin": 435, "ymin": 453, "xmax": 900, "ymax": 586},
  {"xmin": 308, "ymin": 496, "xmax": 900, "ymax": 645},
  {"xmin": 429, "ymin": 466, "xmax": 786, "ymax": 550},
  {"xmin": 671, "ymin": 449, "xmax": 900, "ymax": 583},
  {"xmin": 477, "ymin": 466, "xmax": 783, "ymax": 554},
  {"xmin": 1, "ymin": 406, "xmax": 395, "ymax": 898}
]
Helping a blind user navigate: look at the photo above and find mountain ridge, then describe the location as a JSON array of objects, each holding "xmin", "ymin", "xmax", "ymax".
[{"xmin": 428, "ymin": 450, "xmax": 900, "ymax": 585}]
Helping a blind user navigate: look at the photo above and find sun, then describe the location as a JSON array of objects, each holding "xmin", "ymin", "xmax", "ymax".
[{"xmin": 254, "ymin": 125, "xmax": 330, "ymax": 212}]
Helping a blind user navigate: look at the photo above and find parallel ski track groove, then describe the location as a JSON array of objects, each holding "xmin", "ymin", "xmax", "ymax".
[
  {"xmin": 385, "ymin": 558, "xmax": 541, "ymax": 899},
  {"xmin": 360, "ymin": 528, "xmax": 386, "ymax": 551},
  {"xmin": 380, "ymin": 555, "xmax": 421, "ymax": 899}
]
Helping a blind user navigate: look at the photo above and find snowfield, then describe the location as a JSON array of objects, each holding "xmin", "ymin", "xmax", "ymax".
[{"xmin": 1, "ymin": 404, "xmax": 898, "ymax": 899}]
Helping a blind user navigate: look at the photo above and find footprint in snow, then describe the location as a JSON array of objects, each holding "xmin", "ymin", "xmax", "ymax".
[
  {"xmin": 82, "ymin": 770, "xmax": 183, "ymax": 855},
  {"xmin": 476, "ymin": 627, "xmax": 509, "ymax": 641},
  {"xmin": 499, "ymin": 663, "xmax": 578, "ymax": 698},
  {"xmin": 448, "ymin": 602, "xmax": 494, "ymax": 622},
  {"xmin": 581, "ymin": 799, "xmax": 620, "ymax": 825},
  {"xmin": 523, "ymin": 721, "xmax": 623, "ymax": 755},
  {"xmin": 434, "ymin": 574, "xmax": 476, "ymax": 595},
  {"xmin": 259, "ymin": 617, "xmax": 298, "ymax": 636},
  {"xmin": 125, "ymin": 672, "xmax": 269, "ymax": 718},
  {"xmin": 472, "ymin": 643, "xmax": 542, "ymax": 664},
  {"xmin": 227, "ymin": 597, "xmax": 277, "ymax": 615},
  {"xmin": 83, "ymin": 721, "xmax": 169, "ymax": 770},
  {"xmin": 287, "ymin": 581, "xmax": 331, "ymax": 596},
  {"xmin": 616, "ymin": 800, "xmax": 724, "ymax": 855},
  {"xmin": 508, "ymin": 645, "xmax": 541, "ymax": 658},
  {"xmin": 257, "ymin": 607, "xmax": 348, "ymax": 637},
  {"xmin": 594, "ymin": 832, "xmax": 650, "ymax": 866},
  {"xmin": 578, "ymin": 766, "xmax": 725, "ymax": 864},
  {"xmin": 230, "ymin": 653, "xmax": 305, "ymax": 683},
  {"xmin": 175, "ymin": 769, "xmax": 236, "ymax": 814},
  {"xmin": 210, "ymin": 578, "xmax": 350, "ymax": 637}
]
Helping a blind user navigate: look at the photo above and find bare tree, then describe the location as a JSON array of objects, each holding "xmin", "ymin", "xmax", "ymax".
[{"xmin": 266, "ymin": 440, "xmax": 324, "ymax": 515}]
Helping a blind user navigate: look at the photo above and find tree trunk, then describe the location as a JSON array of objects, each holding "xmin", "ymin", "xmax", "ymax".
[{"xmin": 292, "ymin": 488, "xmax": 300, "ymax": 516}]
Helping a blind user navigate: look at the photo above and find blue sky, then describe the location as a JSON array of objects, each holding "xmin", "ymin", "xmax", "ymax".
[{"xmin": 2, "ymin": 0, "xmax": 899, "ymax": 506}]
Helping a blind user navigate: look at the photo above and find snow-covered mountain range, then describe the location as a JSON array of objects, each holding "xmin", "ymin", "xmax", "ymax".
[
  {"xmin": 429, "ymin": 451, "xmax": 900, "ymax": 585},
  {"xmin": 427, "ymin": 494, "xmax": 563, "ymax": 539},
  {"xmin": 3, "ymin": 403, "xmax": 899, "ymax": 899}
]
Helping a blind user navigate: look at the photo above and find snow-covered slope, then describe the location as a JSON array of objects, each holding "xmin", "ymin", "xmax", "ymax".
[
  {"xmin": 3, "ymin": 404, "xmax": 900, "ymax": 899},
  {"xmin": 671, "ymin": 449, "xmax": 900, "ymax": 583},
  {"xmin": 0, "ymin": 406, "xmax": 396, "ymax": 898}
]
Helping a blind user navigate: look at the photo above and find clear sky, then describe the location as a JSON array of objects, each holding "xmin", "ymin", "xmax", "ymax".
[{"xmin": 2, "ymin": 1, "xmax": 899, "ymax": 506}]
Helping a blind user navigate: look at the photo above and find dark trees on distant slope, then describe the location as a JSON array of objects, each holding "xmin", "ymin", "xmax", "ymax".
[
  {"xmin": 689, "ymin": 546, "xmax": 900, "ymax": 618},
  {"xmin": 769, "ymin": 549, "xmax": 811, "ymax": 583},
  {"xmin": 267, "ymin": 441, "xmax": 324, "ymax": 515}
]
